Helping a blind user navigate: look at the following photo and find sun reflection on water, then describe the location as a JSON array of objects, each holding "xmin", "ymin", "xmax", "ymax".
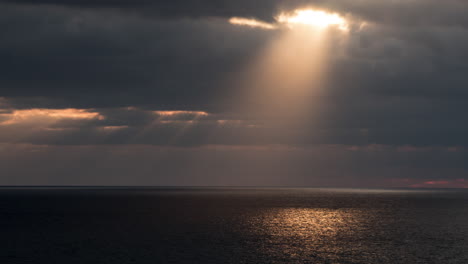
[
  {"xmin": 244, "ymin": 208, "xmax": 367, "ymax": 262},
  {"xmin": 260, "ymin": 208, "xmax": 362, "ymax": 238}
]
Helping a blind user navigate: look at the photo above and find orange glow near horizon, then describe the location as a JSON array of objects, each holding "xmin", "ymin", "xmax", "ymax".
[{"xmin": 390, "ymin": 178, "xmax": 468, "ymax": 189}]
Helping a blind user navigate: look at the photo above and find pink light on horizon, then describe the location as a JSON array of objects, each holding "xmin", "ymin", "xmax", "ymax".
[{"xmin": 390, "ymin": 178, "xmax": 468, "ymax": 189}]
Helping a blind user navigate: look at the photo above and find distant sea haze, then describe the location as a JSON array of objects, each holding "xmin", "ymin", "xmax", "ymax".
[{"xmin": 1, "ymin": 188, "xmax": 467, "ymax": 263}]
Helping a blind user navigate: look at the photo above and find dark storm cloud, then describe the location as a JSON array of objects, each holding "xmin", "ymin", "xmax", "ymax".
[
  {"xmin": 4, "ymin": 0, "xmax": 468, "ymax": 28},
  {"xmin": 0, "ymin": 2, "xmax": 275, "ymax": 110},
  {"xmin": 1, "ymin": 0, "xmax": 283, "ymax": 22},
  {"xmin": 2, "ymin": 0, "xmax": 468, "ymax": 110}
]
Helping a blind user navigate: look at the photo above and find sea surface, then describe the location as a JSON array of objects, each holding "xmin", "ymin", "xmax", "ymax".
[{"xmin": 1, "ymin": 187, "xmax": 467, "ymax": 263}]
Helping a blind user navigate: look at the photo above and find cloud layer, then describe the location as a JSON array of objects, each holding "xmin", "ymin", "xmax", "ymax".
[{"xmin": 1, "ymin": 0, "xmax": 468, "ymax": 186}]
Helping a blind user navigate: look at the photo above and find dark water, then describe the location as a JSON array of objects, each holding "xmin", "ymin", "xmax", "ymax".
[{"xmin": 1, "ymin": 188, "xmax": 468, "ymax": 263}]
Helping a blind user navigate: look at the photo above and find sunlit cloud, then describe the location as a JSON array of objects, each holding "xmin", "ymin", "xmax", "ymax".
[
  {"xmin": 229, "ymin": 17, "xmax": 276, "ymax": 30},
  {"xmin": 216, "ymin": 119, "xmax": 261, "ymax": 128},
  {"xmin": 130, "ymin": 110, "xmax": 210, "ymax": 146},
  {"xmin": 98, "ymin": 125, "xmax": 129, "ymax": 131},
  {"xmin": 159, "ymin": 120, "xmax": 196, "ymax": 124},
  {"xmin": 153, "ymin": 110, "xmax": 209, "ymax": 118},
  {"xmin": 0, "ymin": 108, "xmax": 104, "ymax": 126}
]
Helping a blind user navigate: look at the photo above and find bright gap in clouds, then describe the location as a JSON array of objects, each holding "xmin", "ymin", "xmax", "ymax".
[
  {"xmin": 276, "ymin": 9, "xmax": 348, "ymax": 31},
  {"xmin": 229, "ymin": 8, "xmax": 348, "ymax": 31}
]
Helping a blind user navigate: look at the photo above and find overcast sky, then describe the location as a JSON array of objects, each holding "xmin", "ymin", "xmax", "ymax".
[{"xmin": 1, "ymin": 0, "xmax": 467, "ymax": 187}]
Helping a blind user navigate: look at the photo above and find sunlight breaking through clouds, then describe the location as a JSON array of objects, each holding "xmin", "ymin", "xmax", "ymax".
[
  {"xmin": 230, "ymin": 8, "xmax": 349, "ymax": 31},
  {"xmin": 277, "ymin": 9, "xmax": 348, "ymax": 31},
  {"xmin": 226, "ymin": 8, "xmax": 352, "ymax": 182}
]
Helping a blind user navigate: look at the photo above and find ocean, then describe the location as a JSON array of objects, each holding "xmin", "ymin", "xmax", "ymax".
[{"xmin": 1, "ymin": 187, "xmax": 467, "ymax": 263}]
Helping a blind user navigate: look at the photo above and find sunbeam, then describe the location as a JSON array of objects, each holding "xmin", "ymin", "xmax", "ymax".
[{"xmin": 230, "ymin": 8, "xmax": 349, "ymax": 130}]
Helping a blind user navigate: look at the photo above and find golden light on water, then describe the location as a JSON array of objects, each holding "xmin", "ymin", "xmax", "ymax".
[
  {"xmin": 243, "ymin": 207, "xmax": 368, "ymax": 262},
  {"xmin": 250, "ymin": 208, "xmax": 365, "ymax": 245},
  {"xmin": 265, "ymin": 209, "xmax": 358, "ymax": 237}
]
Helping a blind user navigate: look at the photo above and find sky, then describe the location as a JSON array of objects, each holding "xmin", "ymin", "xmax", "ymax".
[{"xmin": 1, "ymin": 0, "xmax": 468, "ymax": 187}]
